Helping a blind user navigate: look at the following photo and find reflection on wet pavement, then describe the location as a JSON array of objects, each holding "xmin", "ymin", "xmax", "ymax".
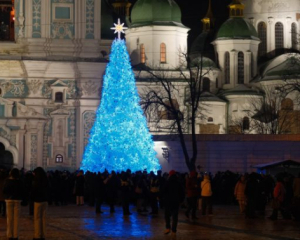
[{"xmin": 0, "ymin": 204, "xmax": 299, "ymax": 240}]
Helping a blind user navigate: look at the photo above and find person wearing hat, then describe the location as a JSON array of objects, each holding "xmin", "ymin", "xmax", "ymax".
[{"xmin": 162, "ymin": 170, "xmax": 185, "ymax": 235}]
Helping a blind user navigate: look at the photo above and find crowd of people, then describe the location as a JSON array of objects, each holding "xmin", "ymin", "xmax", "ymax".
[{"xmin": 0, "ymin": 166, "xmax": 300, "ymax": 240}]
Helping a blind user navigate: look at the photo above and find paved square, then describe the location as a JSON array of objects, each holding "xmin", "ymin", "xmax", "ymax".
[{"xmin": 0, "ymin": 204, "xmax": 299, "ymax": 240}]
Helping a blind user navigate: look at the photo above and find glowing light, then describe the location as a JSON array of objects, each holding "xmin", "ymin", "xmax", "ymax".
[
  {"xmin": 80, "ymin": 39, "xmax": 161, "ymax": 173},
  {"xmin": 110, "ymin": 18, "xmax": 128, "ymax": 39}
]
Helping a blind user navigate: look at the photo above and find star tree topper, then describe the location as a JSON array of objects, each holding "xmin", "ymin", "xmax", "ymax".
[{"xmin": 111, "ymin": 18, "xmax": 128, "ymax": 39}]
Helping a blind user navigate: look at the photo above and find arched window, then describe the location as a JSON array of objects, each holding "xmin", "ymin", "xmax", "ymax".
[
  {"xmin": 238, "ymin": 52, "xmax": 244, "ymax": 84},
  {"xmin": 207, "ymin": 117, "xmax": 213, "ymax": 123},
  {"xmin": 224, "ymin": 52, "xmax": 230, "ymax": 84},
  {"xmin": 281, "ymin": 98, "xmax": 293, "ymax": 110},
  {"xmin": 203, "ymin": 78, "xmax": 210, "ymax": 92},
  {"xmin": 242, "ymin": 117, "xmax": 250, "ymax": 131},
  {"xmin": 160, "ymin": 43, "xmax": 166, "ymax": 63},
  {"xmin": 258, "ymin": 22, "xmax": 267, "ymax": 56},
  {"xmin": 291, "ymin": 23, "xmax": 297, "ymax": 49},
  {"xmin": 55, "ymin": 154, "xmax": 63, "ymax": 163},
  {"xmin": 55, "ymin": 92, "xmax": 63, "ymax": 102},
  {"xmin": 275, "ymin": 22, "xmax": 284, "ymax": 49},
  {"xmin": 140, "ymin": 44, "xmax": 145, "ymax": 63}
]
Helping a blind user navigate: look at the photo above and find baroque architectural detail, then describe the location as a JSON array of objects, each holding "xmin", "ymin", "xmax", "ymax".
[
  {"xmin": 0, "ymin": 80, "xmax": 25, "ymax": 97},
  {"xmin": 83, "ymin": 111, "xmax": 96, "ymax": 149},
  {"xmin": 0, "ymin": 127, "xmax": 17, "ymax": 148},
  {"xmin": 81, "ymin": 80, "xmax": 100, "ymax": 95},
  {"xmin": 69, "ymin": 109, "xmax": 77, "ymax": 167},
  {"xmin": 27, "ymin": 79, "xmax": 42, "ymax": 94},
  {"xmin": 86, "ymin": 0, "xmax": 95, "ymax": 39},
  {"xmin": 72, "ymin": 39, "xmax": 83, "ymax": 57},
  {"xmin": 52, "ymin": 23, "xmax": 74, "ymax": 39},
  {"xmin": 32, "ymin": 0, "xmax": 42, "ymax": 38},
  {"xmin": 30, "ymin": 134, "xmax": 38, "ymax": 170},
  {"xmin": 43, "ymin": 38, "xmax": 53, "ymax": 56}
]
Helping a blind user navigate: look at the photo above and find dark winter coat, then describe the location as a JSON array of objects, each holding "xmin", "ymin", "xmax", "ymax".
[
  {"xmin": 31, "ymin": 179, "xmax": 49, "ymax": 203},
  {"xmin": 75, "ymin": 174, "xmax": 85, "ymax": 196},
  {"xmin": 3, "ymin": 178, "xmax": 23, "ymax": 200},
  {"xmin": 186, "ymin": 176, "xmax": 199, "ymax": 198},
  {"xmin": 162, "ymin": 175, "xmax": 185, "ymax": 207}
]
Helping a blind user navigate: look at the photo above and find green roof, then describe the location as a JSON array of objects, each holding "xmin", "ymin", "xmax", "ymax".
[
  {"xmin": 130, "ymin": 0, "xmax": 184, "ymax": 28},
  {"xmin": 216, "ymin": 18, "xmax": 259, "ymax": 40},
  {"xmin": 190, "ymin": 56, "xmax": 217, "ymax": 68},
  {"xmin": 256, "ymin": 53, "xmax": 300, "ymax": 81}
]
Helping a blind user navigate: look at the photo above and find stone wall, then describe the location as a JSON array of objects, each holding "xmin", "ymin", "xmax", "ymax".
[{"xmin": 154, "ymin": 134, "xmax": 300, "ymax": 174}]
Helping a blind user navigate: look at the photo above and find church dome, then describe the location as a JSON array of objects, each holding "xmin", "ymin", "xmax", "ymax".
[
  {"xmin": 130, "ymin": 0, "xmax": 183, "ymax": 27},
  {"xmin": 216, "ymin": 17, "xmax": 259, "ymax": 40},
  {"xmin": 257, "ymin": 53, "xmax": 300, "ymax": 81}
]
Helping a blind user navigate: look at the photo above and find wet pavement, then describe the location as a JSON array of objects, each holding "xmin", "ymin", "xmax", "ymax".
[{"xmin": 0, "ymin": 204, "xmax": 299, "ymax": 240}]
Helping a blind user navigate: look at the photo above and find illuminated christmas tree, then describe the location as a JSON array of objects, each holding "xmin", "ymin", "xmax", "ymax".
[{"xmin": 80, "ymin": 20, "xmax": 160, "ymax": 173}]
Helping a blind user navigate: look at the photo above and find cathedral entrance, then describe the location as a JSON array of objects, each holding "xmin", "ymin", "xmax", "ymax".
[
  {"xmin": 0, "ymin": 0, "xmax": 15, "ymax": 41},
  {"xmin": 0, "ymin": 142, "xmax": 13, "ymax": 169}
]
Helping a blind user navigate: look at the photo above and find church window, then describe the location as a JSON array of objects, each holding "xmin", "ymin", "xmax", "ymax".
[
  {"xmin": 55, "ymin": 92, "xmax": 63, "ymax": 103},
  {"xmin": 224, "ymin": 52, "xmax": 230, "ymax": 84},
  {"xmin": 258, "ymin": 22, "xmax": 267, "ymax": 56},
  {"xmin": 238, "ymin": 52, "xmax": 244, "ymax": 84},
  {"xmin": 160, "ymin": 43, "xmax": 166, "ymax": 63},
  {"xmin": 242, "ymin": 117, "xmax": 250, "ymax": 131},
  {"xmin": 55, "ymin": 154, "xmax": 63, "ymax": 163},
  {"xmin": 291, "ymin": 23, "xmax": 297, "ymax": 49},
  {"xmin": 0, "ymin": 1, "xmax": 15, "ymax": 41},
  {"xmin": 281, "ymin": 98, "xmax": 293, "ymax": 110},
  {"xmin": 275, "ymin": 22, "xmax": 284, "ymax": 49},
  {"xmin": 203, "ymin": 78, "xmax": 210, "ymax": 92},
  {"xmin": 140, "ymin": 44, "xmax": 146, "ymax": 63}
]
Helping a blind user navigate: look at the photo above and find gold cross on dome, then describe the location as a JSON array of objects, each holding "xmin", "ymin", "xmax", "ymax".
[{"xmin": 111, "ymin": 18, "xmax": 128, "ymax": 39}]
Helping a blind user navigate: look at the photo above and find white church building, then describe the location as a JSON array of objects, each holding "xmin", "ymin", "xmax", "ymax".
[{"xmin": 0, "ymin": 0, "xmax": 300, "ymax": 173}]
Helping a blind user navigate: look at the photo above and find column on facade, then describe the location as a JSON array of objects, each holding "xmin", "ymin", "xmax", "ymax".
[
  {"xmin": 75, "ymin": 0, "xmax": 85, "ymax": 39},
  {"xmin": 267, "ymin": 17, "xmax": 274, "ymax": 52},
  {"xmin": 18, "ymin": 0, "xmax": 25, "ymax": 38},
  {"xmin": 94, "ymin": 0, "xmax": 101, "ymax": 40},
  {"xmin": 18, "ymin": 129, "xmax": 26, "ymax": 169},
  {"xmin": 229, "ymin": 50, "xmax": 237, "ymax": 87},
  {"xmin": 37, "ymin": 121, "xmax": 45, "ymax": 168},
  {"xmin": 252, "ymin": 51, "xmax": 258, "ymax": 77},
  {"xmin": 218, "ymin": 51, "xmax": 225, "ymax": 87},
  {"xmin": 285, "ymin": 17, "xmax": 292, "ymax": 49},
  {"xmin": 24, "ymin": 0, "xmax": 33, "ymax": 38},
  {"xmin": 41, "ymin": 0, "xmax": 51, "ymax": 38},
  {"xmin": 244, "ymin": 51, "xmax": 251, "ymax": 84}
]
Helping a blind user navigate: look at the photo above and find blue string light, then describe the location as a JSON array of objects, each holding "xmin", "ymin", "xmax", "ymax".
[{"xmin": 80, "ymin": 39, "xmax": 161, "ymax": 173}]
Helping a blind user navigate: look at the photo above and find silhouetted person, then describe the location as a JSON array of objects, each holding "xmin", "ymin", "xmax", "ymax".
[
  {"xmin": 31, "ymin": 167, "xmax": 49, "ymax": 240},
  {"xmin": 3, "ymin": 168, "xmax": 23, "ymax": 240},
  {"xmin": 105, "ymin": 171, "xmax": 119, "ymax": 213},
  {"xmin": 74, "ymin": 170, "xmax": 85, "ymax": 206},
  {"xmin": 185, "ymin": 171, "xmax": 199, "ymax": 219},
  {"xmin": 163, "ymin": 170, "xmax": 185, "ymax": 236},
  {"xmin": 0, "ymin": 169, "xmax": 7, "ymax": 217}
]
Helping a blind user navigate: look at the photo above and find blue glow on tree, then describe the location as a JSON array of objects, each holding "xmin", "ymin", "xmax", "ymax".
[{"xmin": 80, "ymin": 38, "xmax": 161, "ymax": 173}]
